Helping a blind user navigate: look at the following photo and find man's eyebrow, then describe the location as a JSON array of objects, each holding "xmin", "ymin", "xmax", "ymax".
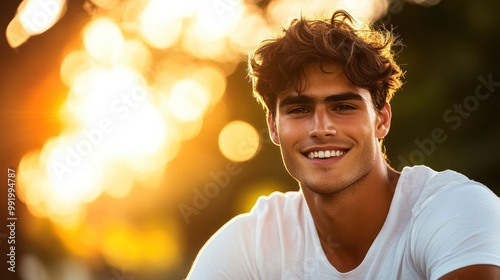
[
  {"xmin": 278, "ymin": 92, "xmax": 365, "ymax": 109},
  {"xmin": 278, "ymin": 95, "xmax": 315, "ymax": 108},
  {"xmin": 324, "ymin": 92, "xmax": 365, "ymax": 103}
]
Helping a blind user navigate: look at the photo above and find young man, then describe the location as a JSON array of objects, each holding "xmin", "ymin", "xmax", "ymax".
[{"xmin": 187, "ymin": 10, "xmax": 500, "ymax": 279}]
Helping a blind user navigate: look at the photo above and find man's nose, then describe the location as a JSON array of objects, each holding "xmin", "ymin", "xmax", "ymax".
[{"xmin": 308, "ymin": 108, "xmax": 337, "ymax": 139}]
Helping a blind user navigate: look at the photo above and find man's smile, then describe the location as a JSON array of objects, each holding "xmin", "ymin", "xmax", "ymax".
[{"xmin": 306, "ymin": 149, "xmax": 347, "ymax": 159}]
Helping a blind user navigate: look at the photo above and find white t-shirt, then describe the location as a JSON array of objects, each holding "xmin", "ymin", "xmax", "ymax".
[{"xmin": 187, "ymin": 166, "xmax": 500, "ymax": 279}]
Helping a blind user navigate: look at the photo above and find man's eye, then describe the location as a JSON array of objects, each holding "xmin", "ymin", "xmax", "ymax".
[
  {"xmin": 335, "ymin": 104, "xmax": 356, "ymax": 111},
  {"xmin": 287, "ymin": 107, "xmax": 309, "ymax": 114}
]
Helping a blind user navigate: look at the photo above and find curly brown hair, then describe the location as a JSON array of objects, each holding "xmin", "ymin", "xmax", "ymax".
[{"xmin": 248, "ymin": 10, "xmax": 404, "ymax": 116}]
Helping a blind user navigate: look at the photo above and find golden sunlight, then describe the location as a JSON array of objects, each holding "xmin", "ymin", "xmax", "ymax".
[
  {"xmin": 83, "ymin": 18, "xmax": 124, "ymax": 63},
  {"xmin": 139, "ymin": 0, "xmax": 183, "ymax": 49},
  {"xmin": 168, "ymin": 79, "xmax": 211, "ymax": 122},
  {"xmin": 218, "ymin": 120, "xmax": 260, "ymax": 162},
  {"xmin": 18, "ymin": 0, "xmax": 67, "ymax": 35}
]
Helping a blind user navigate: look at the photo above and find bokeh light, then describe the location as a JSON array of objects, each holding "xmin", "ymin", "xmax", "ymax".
[
  {"xmin": 139, "ymin": 0, "xmax": 183, "ymax": 49},
  {"xmin": 219, "ymin": 120, "xmax": 260, "ymax": 162},
  {"xmin": 168, "ymin": 79, "xmax": 211, "ymax": 122},
  {"xmin": 6, "ymin": 0, "xmax": 67, "ymax": 47},
  {"xmin": 83, "ymin": 18, "xmax": 124, "ymax": 63},
  {"xmin": 19, "ymin": 0, "xmax": 67, "ymax": 35}
]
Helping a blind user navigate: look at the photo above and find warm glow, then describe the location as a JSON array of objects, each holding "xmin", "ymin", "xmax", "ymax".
[
  {"xmin": 102, "ymin": 222, "xmax": 142, "ymax": 269},
  {"xmin": 173, "ymin": 118, "xmax": 203, "ymax": 141},
  {"xmin": 168, "ymin": 79, "xmax": 211, "ymax": 122},
  {"xmin": 56, "ymin": 224, "xmax": 99, "ymax": 258},
  {"xmin": 219, "ymin": 120, "xmax": 260, "ymax": 162},
  {"xmin": 139, "ymin": 0, "xmax": 183, "ymax": 49},
  {"xmin": 18, "ymin": 0, "xmax": 66, "ymax": 35},
  {"xmin": 103, "ymin": 169, "xmax": 134, "ymax": 198},
  {"xmin": 234, "ymin": 180, "xmax": 281, "ymax": 214},
  {"xmin": 119, "ymin": 39, "xmax": 152, "ymax": 72},
  {"xmin": 191, "ymin": 65, "xmax": 227, "ymax": 106},
  {"xmin": 63, "ymin": 66, "xmax": 147, "ymax": 127},
  {"xmin": 83, "ymin": 18, "xmax": 124, "ymax": 63},
  {"xmin": 266, "ymin": 0, "xmax": 390, "ymax": 25},
  {"xmin": 102, "ymin": 220, "xmax": 183, "ymax": 270},
  {"xmin": 193, "ymin": 0, "xmax": 244, "ymax": 37},
  {"xmin": 60, "ymin": 51, "xmax": 91, "ymax": 87},
  {"xmin": 6, "ymin": 15, "xmax": 31, "ymax": 48},
  {"xmin": 182, "ymin": 24, "xmax": 229, "ymax": 60},
  {"xmin": 20, "ymin": 63, "xmax": 173, "ymax": 226},
  {"xmin": 104, "ymin": 104, "xmax": 167, "ymax": 156},
  {"xmin": 229, "ymin": 11, "xmax": 272, "ymax": 54},
  {"xmin": 89, "ymin": 0, "xmax": 121, "ymax": 10},
  {"xmin": 43, "ymin": 137, "xmax": 105, "ymax": 204}
]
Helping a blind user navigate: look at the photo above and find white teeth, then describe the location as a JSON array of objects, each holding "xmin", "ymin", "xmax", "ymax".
[{"xmin": 307, "ymin": 150, "xmax": 346, "ymax": 159}]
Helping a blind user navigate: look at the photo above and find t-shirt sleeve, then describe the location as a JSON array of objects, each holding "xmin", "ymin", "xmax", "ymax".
[
  {"xmin": 410, "ymin": 183, "xmax": 500, "ymax": 280},
  {"xmin": 186, "ymin": 214, "xmax": 258, "ymax": 280}
]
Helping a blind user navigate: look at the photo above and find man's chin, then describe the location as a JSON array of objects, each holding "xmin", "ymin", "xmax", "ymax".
[{"xmin": 300, "ymin": 181, "xmax": 348, "ymax": 196}]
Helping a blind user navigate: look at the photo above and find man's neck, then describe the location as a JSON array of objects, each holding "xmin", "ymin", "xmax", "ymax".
[{"xmin": 301, "ymin": 162, "xmax": 400, "ymax": 272}]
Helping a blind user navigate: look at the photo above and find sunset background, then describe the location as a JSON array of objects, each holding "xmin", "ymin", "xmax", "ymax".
[{"xmin": 0, "ymin": 0, "xmax": 499, "ymax": 279}]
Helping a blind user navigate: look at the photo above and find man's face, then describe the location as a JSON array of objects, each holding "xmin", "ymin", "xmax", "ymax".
[{"xmin": 267, "ymin": 64, "xmax": 391, "ymax": 194}]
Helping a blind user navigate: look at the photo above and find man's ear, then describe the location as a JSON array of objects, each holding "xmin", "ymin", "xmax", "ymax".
[
  {"xmin": 267, "ymin": 112, "xmax": 280, "ymax": 146},
  {"xmin": 375, "ymin": 103, "xmax": 392, "ymax": 139}
]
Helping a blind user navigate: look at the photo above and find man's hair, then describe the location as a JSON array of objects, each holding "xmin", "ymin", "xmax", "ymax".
[{"xmin": 248, "ymin": 10, "xmax": 404, "ymax": 115}]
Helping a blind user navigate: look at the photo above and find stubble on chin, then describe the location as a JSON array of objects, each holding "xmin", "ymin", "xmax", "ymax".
[{"xmin": 300, "ymin": 161, "xmax": 375, "ymax": 196}]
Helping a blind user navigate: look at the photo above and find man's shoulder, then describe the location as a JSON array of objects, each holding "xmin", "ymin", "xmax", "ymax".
[
  {"xmin": 401, "ymin": 165, "xmax": 474, "ymax": 189},
  {"xmin": 401, "ymin": 167, "xmax": 500, "ymax": 279},
  {"xmin": 400, "ymin": 165, "xmax": 495, "ymax": 210}
]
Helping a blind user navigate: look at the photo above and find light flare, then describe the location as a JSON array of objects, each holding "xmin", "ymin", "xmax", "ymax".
[
  {"xmin": 18, "ymin": 0, "xmax": 67, "ymax": 35},
  {"xmin": 119, "ymin": 39, "xmax": 152, "ymax": 72},
  {"xmin": 63, "ymin": 66, "xmax": 147, "ymax": 128},
  {"xmin": 139, "ymin": 0, "xmax": 183, "ymax": 49},
  {"xmin": 219, "ymin": 120, "xmax": 260, "ymax": 162},
  {"xmin": 60, "ymin": 51, "xmax": 92, "ymax": 88},
  {"xmin": 229, "ymin": 10, "xmax": 272, "ymax": 54},
  {"xmin": 83, "ymin": 18, "xmax": 124, "ymax": 63},
  {"xmin": 191, "ymin": 65, "xmax": 227, "ymax": 106},
  {"xmin": 168, "ymin": 79, "xmax": 211, "ymax": 122}
]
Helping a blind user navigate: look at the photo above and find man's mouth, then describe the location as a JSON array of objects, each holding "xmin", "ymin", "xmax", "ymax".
[{"xmin": 306, "ymin": 150, "xmax": 347, "ymax": 159}]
